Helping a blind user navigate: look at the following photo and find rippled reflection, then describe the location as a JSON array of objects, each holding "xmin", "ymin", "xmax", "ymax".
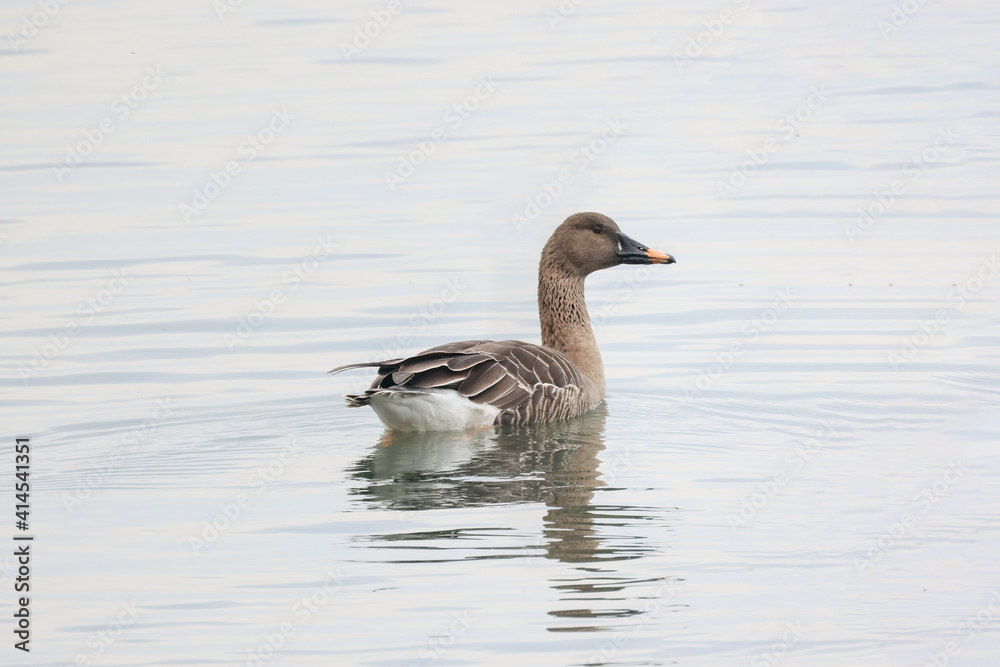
[
  {"xmin": 348, "ymin": 403, "xmax": 610, "ymax": 510},
  {"xmin": 349, "ymin": 404, "xmax": 677, "ymax": 633},
  {"xmin": 349, "ymin": 404, "xmax": 662, "ymax": 560}
]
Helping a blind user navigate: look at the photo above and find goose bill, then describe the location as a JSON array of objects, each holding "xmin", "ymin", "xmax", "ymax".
[{"xmin": 617, "ymin": 233, "xmax": 675, "ymax": 265}]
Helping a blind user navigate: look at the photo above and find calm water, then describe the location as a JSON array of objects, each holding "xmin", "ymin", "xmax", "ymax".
[{"xmin": 2, "ymin": 0, "xmax": 999, "ymax": 665}]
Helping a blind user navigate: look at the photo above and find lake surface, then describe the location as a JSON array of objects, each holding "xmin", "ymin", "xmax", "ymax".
[{"xmin": 2, "ymin": 0, "xmax": 999, "ymax": 665}]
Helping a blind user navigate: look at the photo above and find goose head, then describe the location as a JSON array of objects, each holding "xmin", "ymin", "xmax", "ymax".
[{"xmin": 542, "ymin": 212, "xmax": 675, "ymax": 277}]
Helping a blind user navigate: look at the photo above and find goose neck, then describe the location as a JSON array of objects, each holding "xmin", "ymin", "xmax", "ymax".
[{"xmin": 537, "ymin": 266, "xmax": 605, "ymax": 390}]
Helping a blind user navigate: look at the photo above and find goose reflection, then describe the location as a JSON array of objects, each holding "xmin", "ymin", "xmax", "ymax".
[{"xmin": 349, "ymin": 403, "xmax": 653, "ymax": 563}]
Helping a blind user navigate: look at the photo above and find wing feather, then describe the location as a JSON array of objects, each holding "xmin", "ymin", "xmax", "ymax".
[
  {"xmin": 337, "ymin": 338, "xmax": 589, "ymax": 425},
  {"xmin": 407, "ymin": 366, "xmax": 467, "ymax": 389},
  {"xmin": 468, "ymin": 374, "xmax": 521, "ymax": 405},
  {"xmin": 446, "ymin": 353, "xmax": 491, "ymax": 371},
  {"xmin": 459, "ymin": 362, "xmax": 507, "ymax": 397}
]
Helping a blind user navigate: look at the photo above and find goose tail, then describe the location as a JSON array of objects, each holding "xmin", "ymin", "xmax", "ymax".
[
  {"xmin": 343, "ymin": 391, "xmax": 373, "ymax": 407},
  {"xmin": 328, "ymin": 360, "xmax": 399, "ymax": 375}
]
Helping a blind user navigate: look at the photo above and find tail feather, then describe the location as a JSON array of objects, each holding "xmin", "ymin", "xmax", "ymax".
[
  {"xmin": 332, "ymin": 359, "xmax": 406, "ymax": 407},
  {"xmin": 344, "ymin": 387, "xmax": 426, "ymax": 408},
  {"xmin": 328, "ymin": 360, "xmax": 401, "ymax": 375},
  {"xmin": 344, "ymin": 391, "xmax": 373, "ymax": 407}
]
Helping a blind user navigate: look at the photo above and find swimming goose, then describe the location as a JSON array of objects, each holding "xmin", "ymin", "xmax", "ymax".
[{"xmin": 329, "ymin": 212, "xmax": 675, "ymax": 431}]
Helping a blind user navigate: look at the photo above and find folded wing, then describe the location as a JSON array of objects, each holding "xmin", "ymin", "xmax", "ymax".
[{"xmin": 329, "ymin": 340, "xmax": 588, "ymax": 425}]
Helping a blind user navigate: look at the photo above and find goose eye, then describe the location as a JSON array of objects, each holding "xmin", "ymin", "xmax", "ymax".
[{"xmin": 592, "ymin": 225, "xmax": 603, "ymax": 234}]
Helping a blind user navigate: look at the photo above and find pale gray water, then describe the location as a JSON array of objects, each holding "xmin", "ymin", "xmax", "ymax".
[{"xmin": 1, "ymin": 0, "xmax": 999, "ymax": 665}]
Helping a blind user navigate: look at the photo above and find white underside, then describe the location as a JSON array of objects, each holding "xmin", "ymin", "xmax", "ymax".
[{"xmin": 366, "ymin": 388, "xmax": 501, "ymax": 432}]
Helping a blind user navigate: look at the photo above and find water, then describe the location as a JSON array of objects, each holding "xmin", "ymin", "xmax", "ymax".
[{"xmin": 2, "ymin": 0, "xmax": 999, "ymax": 665}]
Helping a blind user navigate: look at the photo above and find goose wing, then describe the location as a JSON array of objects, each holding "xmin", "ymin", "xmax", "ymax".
[{"xmin": 330, "ymin": 340, "xmax": 588, "ymax": 425}]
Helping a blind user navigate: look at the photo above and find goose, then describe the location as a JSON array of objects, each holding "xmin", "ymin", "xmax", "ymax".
[{"xmin": 329, "ymin": 212, "xmax": 675, "ymax": 431}]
